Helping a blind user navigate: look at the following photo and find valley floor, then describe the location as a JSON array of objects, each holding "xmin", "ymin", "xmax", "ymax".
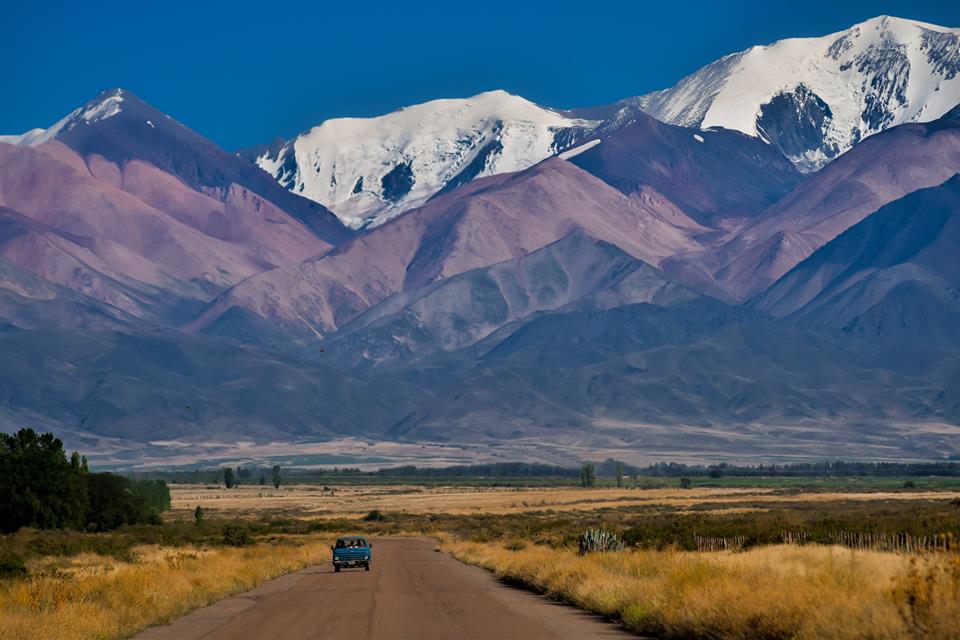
[{"xmin": 2, "ymin": 481, "xmax": 958, "ymax": 639}]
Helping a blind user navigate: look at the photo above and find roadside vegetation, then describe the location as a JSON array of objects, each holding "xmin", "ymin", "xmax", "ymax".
[
  {"xmin": 0, "ymin": 535, "xmax": 331, "ymax": 640},
  {"xmin": 444, "ymin": 538, "xmax": 960, "ymax": 640},
  {"xmin": 2, "ymin": 430, "xmax": 959, "ymax": 639}
]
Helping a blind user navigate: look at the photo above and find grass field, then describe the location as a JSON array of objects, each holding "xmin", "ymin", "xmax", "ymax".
[
  {"xmin": 3, "ymin": 479, "xmax": 959, "ymax": 639},
  {"xmin": 0, "ymin": 536, "xmax": 331, "ymax": 640},
  {"xmin": 167, "ymin": 482, "xmax": 960, "ymax": 519},
  {"xmin": 444, "ymin": 539, "xmax": 960, "ymax": 639}
]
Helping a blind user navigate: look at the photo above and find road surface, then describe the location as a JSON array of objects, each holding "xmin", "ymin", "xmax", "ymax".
[{"xmin": 134, "ymin": 537, "xmax": 634, "ymax": 639}]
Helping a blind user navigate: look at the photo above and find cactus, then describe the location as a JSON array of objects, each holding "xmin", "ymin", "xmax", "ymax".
[{"xmin": 578, "ymin": 528, "xmax": 624, "ymax": 555}]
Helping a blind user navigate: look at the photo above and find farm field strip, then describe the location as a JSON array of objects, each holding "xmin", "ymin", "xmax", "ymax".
[{"xmin": 168, "ymin": 484, "xmax": 960, "ymax": 518}]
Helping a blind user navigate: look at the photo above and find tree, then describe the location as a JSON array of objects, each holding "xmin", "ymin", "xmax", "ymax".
[
  {"xmin": 0, "ymin": 428, "xmax": 88, "ymax": 532},
  {"xmin": 680, "ymin": 477, "xmax": 692, "ymax": 489},
  {"xmin": 224, "ymin": 467, "xmax": 236, "ymax": 489},
  {"xmin": 194, "ymin": 505, "xmax": 204, "ymax": 525},
  {"xmin": 580, "ymin": 463, "xmax": 596, "ymax": 488},
  {"xmin": 86, "ymin": 472, "xmax": 158, "ymax": 531},
  {"xmin": 630, "ymin": 473, "xmax": 638, "ymax": 489},
  {"xmin": 272, "ymin": 465, "xmax": 282, "ymax": 489},
  {"xmin": 616, "ymin": 463, "xmax": 625, "ymax": 489},
  {"xmin": 129, "ymin": 479, "xmax": 171, "ymax": 512},
  {"xmin": 259, "ymin": 474, "xmax": 266, "ymax": 485}
]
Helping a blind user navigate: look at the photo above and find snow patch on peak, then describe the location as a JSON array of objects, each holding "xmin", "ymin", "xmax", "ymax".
[
  {"xmin": 639, "ymin": 15, "xmax": 960, "ymax": 171},
  {"xmin": 0, "ymin": 111, "xmax": 75, "ymax": 147},
  {"xmin": 78, "ymin": 92, "xmax": 124, "ymax": 124},
  {"xmin": 558, "ymin": 139, "xmax": 602, "ymax": 159},
  {"xmin": 252, "ymin": 90, "xmax": 599, "ymax": 228},
  {"xmin": 1, "ymin": 89, "xmax": 128, "ymax": 147}
]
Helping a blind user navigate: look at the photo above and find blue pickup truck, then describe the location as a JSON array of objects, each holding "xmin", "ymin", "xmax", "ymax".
[{"xmin": 331, "ymin": 536, "xmax": 373, "ymax": 572}]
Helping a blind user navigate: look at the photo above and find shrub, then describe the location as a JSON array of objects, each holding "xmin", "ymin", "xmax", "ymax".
[
  {"xmin": 902, "ymin": 480, "xmax": 916, "ymax": 489},
  {"xmin": 504, "ymin": 540, "xmax": 527, "ymax": 551},
  {"xmin": 222, "ymin": 523, "xmax": 253, "ymax": 546},
  {"xmin": 0, "ymin": 550, "xmax": 27, "ymax": 578},
  {"xmin": 578, "ymin": 528, "xmax": 624, "ymax": 555},
  {"xmin": 363, "ymin": 509, "xmax": 385, "ymax": 522}
]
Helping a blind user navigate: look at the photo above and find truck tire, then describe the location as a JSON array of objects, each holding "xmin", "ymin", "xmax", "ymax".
[
  {"xmin": 364, "ymin": 563, "xmax": 370, "ymax": 571},
  {"xmin": 334, "ymin": 565, "xmax": 340, "ymax": 573}
]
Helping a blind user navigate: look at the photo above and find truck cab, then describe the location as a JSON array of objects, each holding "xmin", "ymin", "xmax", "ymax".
[{"xmin": 332, "ymin": 536, "xmax": 372, "ymax": 572}]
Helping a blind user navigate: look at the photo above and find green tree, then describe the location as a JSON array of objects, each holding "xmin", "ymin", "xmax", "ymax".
[
  {"xmin": 580, "ymin": 463, "xmax": 596, "ymax": 488},
  {"xmin": 0, "ymin": 428, "xmax": 88, "ymax": 532},
  {"xmin": 259, "ymin": 474, "xmax": 266, "ymax": 485},
  {"xmin": 224, "ymin": 467, "xmax": 235, "ymax": 489},
  {"xmin": 129, "ymin": 479, "xmax": 171, "ymax": 512},
  {"xmin": 616, "ymin": 462, "xmax": 625, "ymax": 489},
  {"xmin": 86, "ymin": 472, "xmax": 159, "ymax": 531},
  {"xmin": 272, "ymin": 464, "xmax": 282, "ymax": 489},
  {"xmin": 680, "ymin": 477, "xmax": 692, "ymax": 489},
  {"xmin": 194, "ymin": 505, "xmax": 204, "ymax": 525}
]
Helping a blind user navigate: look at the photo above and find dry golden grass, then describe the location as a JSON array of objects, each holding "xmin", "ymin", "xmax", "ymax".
[
  {"xmin": 444, "ymin": 539, "xmax": 960, "ymax": 640},
  {"xmin": 168, "ymin": 483, "xmax": 960, "ymax": 519},
  {"xmin": 0, "ymin": 539, "xmax": 331, "ymax": 640}
]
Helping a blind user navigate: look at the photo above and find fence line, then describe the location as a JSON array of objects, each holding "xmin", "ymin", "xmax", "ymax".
[{"xmin": 691, "ymin": 531, "xmax": 956, "ymax": 554}]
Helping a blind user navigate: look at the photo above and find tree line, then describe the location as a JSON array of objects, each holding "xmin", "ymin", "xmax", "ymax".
[{"xmin": 0, "ymin": 429, "xmax": 170, "ymax": 533}]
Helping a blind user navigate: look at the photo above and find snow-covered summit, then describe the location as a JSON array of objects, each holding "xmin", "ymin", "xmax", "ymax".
[
  {"xmin": 0, "ymin": 88, "xmax": 127, "ymax": 147},
  {"xmin": 247, "ymin": 90, "xmax": 599, "ymax": 228},
  {"xmin": 637, "ymin": 15, "xmax": 960, "ymax": 171}
]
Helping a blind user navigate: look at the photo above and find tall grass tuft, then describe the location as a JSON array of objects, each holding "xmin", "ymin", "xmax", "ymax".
[{"xmin": 577, "ymin": 528, "xmax": 624, "ymax": 555}]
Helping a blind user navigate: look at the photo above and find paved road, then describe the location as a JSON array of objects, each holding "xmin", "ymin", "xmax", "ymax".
[{"xmin": 135, "ymin": 538, "xmax": 634, "ymax": 639}]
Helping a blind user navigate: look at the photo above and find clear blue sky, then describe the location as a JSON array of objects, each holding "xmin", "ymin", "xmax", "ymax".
[{"xmin": 3, "ymin": 0, "xmax": 956, "ymax": 150}]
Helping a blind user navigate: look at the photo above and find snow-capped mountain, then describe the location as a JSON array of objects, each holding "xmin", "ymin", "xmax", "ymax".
[
  {"xmin": 636, "ymin": 16, "xmax": 960, "ymax": 171},
  {"xmin": 245, "ymin": 90, "xmax": 599, "ymax": 228},
  {"xmin": 0, "ymin": 89, "xmax": 127, "ymax": 147}
]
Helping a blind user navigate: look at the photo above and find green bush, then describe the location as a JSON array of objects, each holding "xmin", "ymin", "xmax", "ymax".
[
  {"xmin": 0, "ymin": 550, "xmax": 27, "ymax": 578},
  {"xmin": 363, "ymin": 509, "xmax": 385, "ymax": 522},
  {"xmin": 222, "ymin": 523, "xmax": 253, "ymax": 546},
  {"xmin": 578, "ymin": 528, "xmax": 624, "ymax": 555}
]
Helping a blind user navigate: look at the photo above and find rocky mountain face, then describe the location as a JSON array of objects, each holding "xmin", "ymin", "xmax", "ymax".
[{"xmin": 2, "ymin": 18, "xmax": 960, "ymax": 462}]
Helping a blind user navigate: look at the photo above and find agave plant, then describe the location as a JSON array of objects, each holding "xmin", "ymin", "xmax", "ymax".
[{"xmin": 578, "ymin": 528, "xmax": 625, "ymax": 555}]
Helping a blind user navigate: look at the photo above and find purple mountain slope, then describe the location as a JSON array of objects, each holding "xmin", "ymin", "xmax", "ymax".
[
  {"xmin": 192, "ymin": 157, "xmax": 707, "ymax": 340},
  {"xmin": 42, "ymin": 89, "xmax": 351, "ymax": 245},
  {"xmin": 0, "ymin": 141, "xmax": 333, "ymax": 319},
  {"xmin": 567, "ymin": 109, "xmax": 801, "ymax": 224},
  {"xmin": 687, "ymin": 104, "xmax": 960, "ymax": 300},
  {"xmin": 320, "ymin": 232, "xmax": 697, "ymax": 368},
  {"xmin": 753, "ymin": 175, "xmax": 960, "ymax": 344}
]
